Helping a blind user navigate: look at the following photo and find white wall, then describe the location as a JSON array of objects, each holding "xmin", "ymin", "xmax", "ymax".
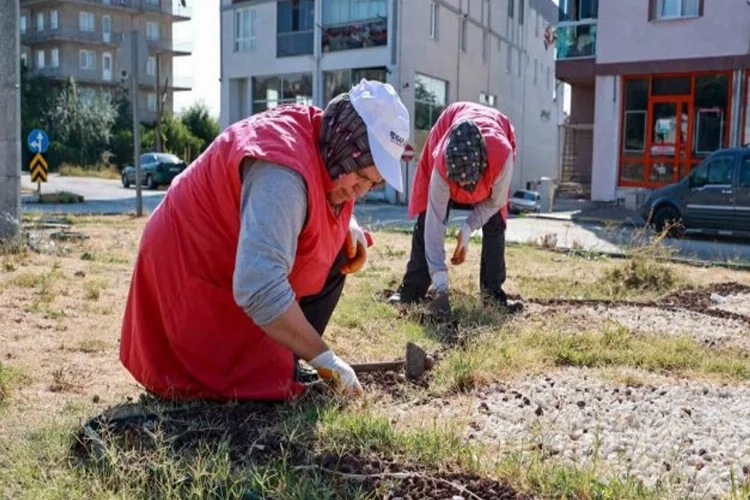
[{"xmin": 591, "ymin": 75, "xmax": 620, "ymax": 202}]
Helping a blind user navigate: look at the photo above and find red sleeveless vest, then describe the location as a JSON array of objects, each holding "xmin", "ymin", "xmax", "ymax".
[
  {"xmin": 119, "ymin": 104, "xmax": 353, "ymax": 401},
  {"xmin": 408, "ymin": 102, "xmax": 516, "ymax": 222}
]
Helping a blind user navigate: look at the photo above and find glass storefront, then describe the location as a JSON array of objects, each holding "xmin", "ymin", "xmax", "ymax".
[
  {"xmin": 251, "ymin": 73, "xmax": 313, "ymax": 114},
  {"xmin": 618, "ymin": 72, "xmax": 733, "ymax": 188}
]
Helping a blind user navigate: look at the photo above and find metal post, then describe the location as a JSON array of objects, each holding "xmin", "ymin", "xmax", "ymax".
[
  {"xmin": 0, "ymin": 0, "xmax": 21, "ymax": 239},
  {"xmin": 130, "ymin": 30, "xmax": 143, "ymax": 216}
]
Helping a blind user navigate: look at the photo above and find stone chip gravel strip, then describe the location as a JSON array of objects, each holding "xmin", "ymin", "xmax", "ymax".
[{"xmin": 469, "ymin": 368, "xmax": 750, "ymax": 499}]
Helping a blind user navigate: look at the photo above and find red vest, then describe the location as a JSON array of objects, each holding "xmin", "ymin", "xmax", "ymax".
[
  {"xmin": 119, "ymin": 105, "xmax": 353, "ymax": 402},
  {"xmin": 408, "ymin": 102, "xmax": 516, "ymax": 222}
]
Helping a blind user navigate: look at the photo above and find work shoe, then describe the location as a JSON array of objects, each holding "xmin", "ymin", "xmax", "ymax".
[{"xmin": 483, "ymin": 292, "xmax": 524, "ymax": 314}]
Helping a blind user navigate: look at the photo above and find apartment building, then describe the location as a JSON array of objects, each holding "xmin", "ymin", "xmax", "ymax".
[
  {"xmin": 220, "ymin": 0, "xmax": 564, "ymax": 205},
  {"xmin": 19, "ymin": 0, "xmax": 192, "ymax": 124},
  {"xmin": 556, "ymin": 0, "xmax": 750, "ymax": 209}
]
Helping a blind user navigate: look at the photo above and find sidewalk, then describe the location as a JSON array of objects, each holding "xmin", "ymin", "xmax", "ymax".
[{"xmin": 525, "ymin": 205, "xmax": 646, "ymax": 227}]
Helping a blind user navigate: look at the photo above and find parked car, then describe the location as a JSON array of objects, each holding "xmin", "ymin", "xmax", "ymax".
[
  {"xmin": 122, "ymin": 153, "xmax": 187, "ymax": 190},
  {"xmin": 509, "ymin": 189, "xmax": 541, "ymax": 214},
  {"xmin": 639, "ymin": 147, "xmax": 750, "ymax": 238}
]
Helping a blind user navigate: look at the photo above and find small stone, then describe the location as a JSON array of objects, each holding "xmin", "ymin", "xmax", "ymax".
[
  {"xmin": 577, "ymin": 400, "xmax": 586, "ymax": 408},
  {"xmin": 396, "ymin": 373, "xmax": 406, "ymax": 383},
  {"xmin": 523, "ymin": 397, "xmax": 531, "ymax": 406},
  {"xmin": 681, "ymin": 407, "xmax": 692, "ymax": 417},
  {"xmin": 535, "ymin": 405, "xmax": 544, "ymax": 416},
  {"xmin": 92, "ymin": 395, "xmax": 100, "ymax": 403}
]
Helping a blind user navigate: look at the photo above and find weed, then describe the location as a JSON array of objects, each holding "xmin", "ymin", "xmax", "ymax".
[
  {"xmin": 59, "ymin": 164, "xmax": 121, "ymax": 180},
  {"xmin": 602, "ymin": 257, "xmax": 677, "ymax": 295},
  {"xmin": 0, "ymin": 362, "xmax": 8, "ymax": 405}
]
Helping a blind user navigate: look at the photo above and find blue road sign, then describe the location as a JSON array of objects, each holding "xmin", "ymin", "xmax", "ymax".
[{"xmin": 27, "ymin": 129, "xmax": 49, "ymax": 154}]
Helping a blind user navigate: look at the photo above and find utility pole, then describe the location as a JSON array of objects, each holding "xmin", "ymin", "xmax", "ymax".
[
  {"xmin": 129, "ymin": 30, "xmax": 143, "ymax": 217},
  {"xmin": 155, "ymin": 53, "xmax": 161, "ymax": 152},
  {"xmin": 0, "ymin": 0, "xmax": 21, "ymax": 239}
]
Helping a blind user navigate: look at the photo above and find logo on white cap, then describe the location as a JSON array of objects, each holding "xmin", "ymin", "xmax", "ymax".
[{"xmin": 349, "ymin": 79, "xmax": 410, "ymax": 193}]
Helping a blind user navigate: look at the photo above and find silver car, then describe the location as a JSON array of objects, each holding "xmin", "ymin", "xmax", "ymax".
[{"xmin": 509, "ymin": 190, "xmax": 541, "ymax": 214}]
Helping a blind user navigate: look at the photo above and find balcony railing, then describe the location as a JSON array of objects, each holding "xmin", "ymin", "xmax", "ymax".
[
  {"xmin": 321, "ymin": 16, "xmax": 387, "ymax": 53},
  {"xmin": 277, "ymin": 30, "xmax": 314, "ymax": 58},
  {"xmin": 22, "ymin": 27, "xmax": 121, "ymax": 46},
  {"xmin": 555, "ymin": 19, "xmax": 597, "ymax": 60},
  {"xmin": 20, "ymin": 0, "xmax": 191, "ymax": 19}
]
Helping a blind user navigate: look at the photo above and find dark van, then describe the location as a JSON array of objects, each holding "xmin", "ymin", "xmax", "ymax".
[{"xmin": 640, "ymin": 147, "xmax": 750, "ymax": 238}]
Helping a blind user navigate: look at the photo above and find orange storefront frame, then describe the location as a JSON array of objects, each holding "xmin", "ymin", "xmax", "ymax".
[{"xmin": 618, "ymin": 71, "xmax": 734, "ymax": 189}]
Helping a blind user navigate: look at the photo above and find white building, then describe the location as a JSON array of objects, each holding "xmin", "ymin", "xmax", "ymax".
[{"xmin": 220, "ymin": 0, "xmax": 564, "ymax": 204}]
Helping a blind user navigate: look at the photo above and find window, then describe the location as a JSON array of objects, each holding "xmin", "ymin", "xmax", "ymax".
[
  {"xmin": 79, "ymin": 49, "xmax": 96, "ymax": 70},
  {"xmin": 79, "ymin": 12, "xmax": 94, "ymax": 32},
  {"xmin": 252, "ymin": 73, "xmax": 313, "ymax": 114},
  {"xmin": 50, "ymin": 48, "xmax": 59, "ymax": 68},
  {"xmin": 36, "ymin": 12, "xmax": 44, "ymax": 31},
  {"xmin": 508, "ymin": 0, "xmax": 514, "ymax": 19},
  {"xmin": 657, "ymin": 0, "xmax": 700, "ymax": 19},
  {"xmin": 321, "ymin": 0, "xmax": 387, "ymax": 52},
  {"xmin": 324, "ymin": 67, "xmax": 387, "ymax": 104},
  {"xmin": 480, "ymin": 92, "xmax": 496, "ymax": 107},
  {"xmin": 533, "ymin": 59, "xmax": 538, "ymax": 85},
  {"xmin": 535, "ymin": 10, "xmax": 540, "ymax": 36},
  {"xmin": 36, "ymin": 50, "xmax": 44, "ymax": 69},
  {"xmin": 740, "ymin": 155, "xmax": 750, "ymax": 188},
  {"xmin": 20, "ymin": 15, "xmax": 26, "ymax": 34},
  {"xmin": 693, "ymin": 74, "xmax": 729, "ymax": 157},
  {"xmin": 619, "ymin": 78, "xmax": 648, "ymax": 184},
  {"xmin": 460, "ymin": 18, "xmax": 467, "ymax": 52},
  {"xmin": 546, "ymin": 66, "xmax": 551, "ymax": 90},
  {"xmin": 691, "ymin": 154, "xmax": 734, "ymax": 188},
  {"xmin": 277, "ymin": 0, "xmax": 314, "ymax": 57},
  {"xmin": 519, "ymin": 0, "xmax": 524, "ymax": 24},
  {"xmin": 20, "ymin": 53, "xmax": 28, "ymax": 67},
  {"xmin": 414, "ymin": 73, "xmax": 448, "ymax": 130},
  {"xmin": 147, "ymin": 56, "xmax": 156, "ymax": 76},
  {"xmin": 559, "ymin": 0, "xmax": 598, "ymax": 21},
  {"xmin": 235, "ymin": 8, "xmax": 256, "ymax": 51},
  {"xmin": 146, "ymin": 22, "xmax": 160, "ymax": 40},
  {"xmin": 50, "ymin": 10, "xmax": 58, "ymax": 30},
  {"xmin": 147, "ymin": 93, "xmax": 157, "ymax": 112},
  {"xmin": 429, "ymin": 1, "xmax": 437, "ymax": 39}
]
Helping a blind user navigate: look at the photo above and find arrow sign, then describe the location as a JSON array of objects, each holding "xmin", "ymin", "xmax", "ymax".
[
  {"xmin": 27, "ymin": 129, "xmax": 49, "ymax": 154},
  {"xmin": 30, "ymin": 153, "xmax": 48, "ymax": 183}
]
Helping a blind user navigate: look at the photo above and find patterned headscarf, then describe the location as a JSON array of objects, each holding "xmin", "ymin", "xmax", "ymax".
[
  {"xmin": 444, "ymin": 120, "xmax": 488, "ymax": 193},
  {"xmin": 319, "ymin": 93, "xmax": 374, "ymax": 180}
]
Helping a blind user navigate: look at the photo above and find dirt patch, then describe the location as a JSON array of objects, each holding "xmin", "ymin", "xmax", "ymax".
[{"xmin": 72, "ymin": 397, "xmax": 526, "ymax": 499}]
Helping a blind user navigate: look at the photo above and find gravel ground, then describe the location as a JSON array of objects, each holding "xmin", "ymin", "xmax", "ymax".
[
  {"xmin": 711, "ymin": 293, "xmax": 750, "ymax": 317},
  {"xmin": 470, "ymin": 368, "xmax": 750, "ymax": 499},
  {"xmin": 554, "ymin": 303, "xmax": 750, "ymax": 351}
]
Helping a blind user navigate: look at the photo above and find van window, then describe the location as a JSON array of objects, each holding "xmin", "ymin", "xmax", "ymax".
[
  {"xmin": 692, "ymin": 154, "xmax": 734, "ymax": 187},
  {"xmin": 741, "ymin": 155, "xmax": 750, "ymax": 188}
]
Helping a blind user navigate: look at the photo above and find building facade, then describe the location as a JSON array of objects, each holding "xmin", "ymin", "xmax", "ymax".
[
  {"xmin": 19, "ymin": 0, "xmax": 192, "ymax": 123},
  {"xmin": 556, "ymin": 0, "xmax": 750, "ymax": 209},
  {"xmin": 220, "ymin": 0, "xmax": 564, "ymax": 204}
]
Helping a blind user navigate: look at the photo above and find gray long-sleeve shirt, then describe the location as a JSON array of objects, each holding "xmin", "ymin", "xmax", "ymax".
[
  {"xmin": 232, "ymin": 158, "xmax": 310, "ymax": 327},
  {"xmin": 423, "ymin": 154, "xmax": 514, "ymax": 278}
]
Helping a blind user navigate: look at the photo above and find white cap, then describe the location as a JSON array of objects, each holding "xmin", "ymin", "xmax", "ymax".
[{"xmin": 348, "ymin": 79, "xmax": 410, "ymax": 193}]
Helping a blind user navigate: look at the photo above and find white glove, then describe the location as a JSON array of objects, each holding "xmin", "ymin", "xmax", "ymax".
[
  {"xmin": 308, "ymin": 349, "xmax": 363, "ymax": 397},
  {"xmin": 458, "ymin": 222, "xmax": 472, "ymax": 252},
  {"xmin": 431, "ymin": 270, "xmax": 449, "ymax": 294},
  {"xmin": 341, "ymin": 216, "xmax": 369, "ymax": 274}
]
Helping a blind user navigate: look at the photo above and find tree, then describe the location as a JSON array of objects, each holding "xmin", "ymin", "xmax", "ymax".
[
  {"xmin": 20, "ymin": 62, "xmax": 57, "ymax": 171},
  {"xmin": 179, "ymin": 101, "xmax": 219, "ymax": 154},
  {"xmin": 47, "ymin": 77, "xmax": 116, "ymax": 166}
]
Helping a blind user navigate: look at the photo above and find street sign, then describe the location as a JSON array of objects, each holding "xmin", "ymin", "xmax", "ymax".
[
  {"xmin": 401, "ymin": 143, "xmax": 414, "ymax": 162},
  {"xmin": 30, "ymin": 153, "xmax": 48, "ymax": 183},
  {"xmin": 27, "ymin": 129, "xmax": 49, "ymax": 154}
]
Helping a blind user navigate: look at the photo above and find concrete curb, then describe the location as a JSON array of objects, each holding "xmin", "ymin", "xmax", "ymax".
[{"xmin": 525, "ymin": 213, "xmax": 646, "ymax": 228}]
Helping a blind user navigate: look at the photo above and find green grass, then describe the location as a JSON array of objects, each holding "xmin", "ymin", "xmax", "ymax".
[{"xmin": 59, "ymin": 165, "xmax": 121, "ymax": 181}]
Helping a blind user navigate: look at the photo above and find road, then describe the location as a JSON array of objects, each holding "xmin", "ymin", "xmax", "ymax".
[{"xmin": 20, "ymin": 174, "xmax": 750, "ymax": 265}]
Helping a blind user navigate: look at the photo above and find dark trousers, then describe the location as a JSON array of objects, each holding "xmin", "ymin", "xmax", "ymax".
[{"xmin": 397, "ymin": 207, "xmax": 508, "ymax": 304}]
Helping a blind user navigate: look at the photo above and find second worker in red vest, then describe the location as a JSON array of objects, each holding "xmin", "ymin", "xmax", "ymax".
[{"xmin": 388, "ymin": 102, "xmax": 524, "ymax": 316}]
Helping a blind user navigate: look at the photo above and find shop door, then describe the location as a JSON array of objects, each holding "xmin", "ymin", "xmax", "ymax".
[{"xmin": 647, "ymin": 97, "xmax": 689, "ymax": 187}]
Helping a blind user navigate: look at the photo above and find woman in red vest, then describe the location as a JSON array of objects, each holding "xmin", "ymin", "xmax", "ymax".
[
  {"xmin": 119, "ymin": 79, "xmax": 410, "ymax": 402},
  {"xmin": 388, "ymin": 101, "xmax": 523, "ymax": 316}
]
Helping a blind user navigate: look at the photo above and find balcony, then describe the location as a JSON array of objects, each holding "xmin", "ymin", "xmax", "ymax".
[
  {"xmin": 321, "ymin": 16, "xmax": 387, "ymax": 53},
  {"xmin": 277, "ymin": 30, "xmax": 314, "ymax": 58},
  {"xmin": 555, "ymin": 19, "xmax": 597, "ymax": 60},
  {"xmin": 145, "ymin": 37, "xmax": 193, "ymax": 56},
  {"xmin": 20, "ymin": 0, "xmax": 191, "ymax": 20},
  {"xmin": 22, "ymin": 27, "xmax": 121, "ymax": 47}
]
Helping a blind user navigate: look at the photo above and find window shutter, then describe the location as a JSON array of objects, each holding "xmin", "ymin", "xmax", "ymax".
[{"xmin": 648, "ymin": 0, "xmax": 657, "ymax": 21}]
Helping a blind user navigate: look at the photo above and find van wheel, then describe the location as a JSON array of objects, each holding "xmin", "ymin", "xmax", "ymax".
[{"xmin": 653, "ymin": 205, "xmax": 684, "ymax": 238}]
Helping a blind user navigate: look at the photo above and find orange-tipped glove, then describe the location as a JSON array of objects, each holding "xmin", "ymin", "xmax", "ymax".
[
  {"xmin": 308, "ymin": 349, "xmax": 363, "ymax": 397},
  {"xmin": 451, "ymin": 222, "xmax": 472, "ymax": 266},
  {"xmin": 341, "ymin": 217, "xmax": 373, "ymax": 275}
]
